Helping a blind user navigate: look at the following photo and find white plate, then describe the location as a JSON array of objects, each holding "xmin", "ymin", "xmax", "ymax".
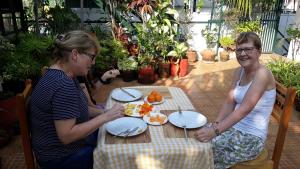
[
  {"xmin": 168, "ymin": 111, "xmax": 207, "ymax": 129},
  {"xmin": 106, "ymin": 117, "xmax": 147, "ymax": 137},
  {"xmin": 144, "ymin": 96, "xmax": 165, "ymax": 105},
  {"xmin": 124, "ymin": 101, "xmax": 154, "ymax": 117},
  {"xmin": 111, "ymin": 88, "xmax": 143, "ymax": 102},
  {"xmin": 143, "ymin": 112, "xmax": 168, "ymax": 125}
]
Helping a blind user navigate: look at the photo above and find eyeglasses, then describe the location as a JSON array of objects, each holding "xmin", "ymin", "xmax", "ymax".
[
  {"xmin": 81, "ymin": 52, "xmax": 97, "ymax": 61},
  {"xmin": 236, "ymin": 47, "xmax": 256, "ymax": 55}
]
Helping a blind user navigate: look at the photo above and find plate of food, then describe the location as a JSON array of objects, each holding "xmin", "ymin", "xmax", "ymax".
[
  {"xmin": 144, "ymin": 90, "xmax": 165, "ymax": 105},
  {"xmin": 124, "ymin": 101, "xmax": 154, "ymax": 117},
  {"xmin": 168, "ymin": 111, "xmax": 207, "ymax": 129},
  {"xmin": 143, "ymin": 112, "xmax": 168, "ymax": 125},
  {"xmin": 106, "ymin": 117, "xmax": 147, "ymax": 137},
  {"xmin": 111, "ymin": 88, "xmax": 143, "ymax": 102}
]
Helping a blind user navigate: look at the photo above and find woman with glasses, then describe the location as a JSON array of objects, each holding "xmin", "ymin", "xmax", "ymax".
[
  {"xmin": 30, "ymin": 30, "xmax": 124, "ymax": 169},
  {"xmin": 195, "ymin": 32, "xmax": 276, "ymax": 169}
]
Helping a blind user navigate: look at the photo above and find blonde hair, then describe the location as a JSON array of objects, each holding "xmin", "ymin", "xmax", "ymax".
[{"xmin": 53, "ymin": 30, "xmax": 100, "ymax": 62}]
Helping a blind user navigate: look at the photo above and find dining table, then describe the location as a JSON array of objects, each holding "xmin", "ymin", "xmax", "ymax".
[{"xmin": 93, "ymin": 86, "xmax": 214, "ymax": 169}]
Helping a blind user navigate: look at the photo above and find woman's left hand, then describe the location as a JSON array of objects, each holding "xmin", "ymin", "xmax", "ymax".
[{"xmin": 194, "ymin": 126, "xmax": 216, "ymax": 142}]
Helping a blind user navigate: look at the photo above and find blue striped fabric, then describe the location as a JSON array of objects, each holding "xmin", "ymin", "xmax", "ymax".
[{"xmin": 30, "ymin": 69, "xmax": 89, "ymax": 162}]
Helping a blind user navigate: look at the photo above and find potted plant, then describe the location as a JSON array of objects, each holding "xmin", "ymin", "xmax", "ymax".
[
  {"xmin": 200, "ymin": 26, "xmax": 218, "ymax": 62},
  {"xmin": 286, "ymin": 24, "xmax": 300, "ymax": 61},
  {"xmin": 179, "ymin": 6, "xmax": 198, "ymax": 62},
  {"xmin": 219, "ymin": 36, "xmax": 235, "ymax": 61},
  {"xmin": 137, "ymin": 51, "xmax": 157, "ymax": 84},
  {"xmin": 1, "ymin": 33, "xmax": 53, "ymax": 134},
  {"xmin": 117, "ymin": 56, "xmax": 138, "ymax": 82},
  {"xmin": 167, "ymin": 42, "xmax": 189, "ymax": 77},
  {"xmin": 94, "ymin": 38, "xmax": 129, "ymax": 80},
  {"xmin": 267, "ymin": 59, "xmax": 300, "ymax": 111}
]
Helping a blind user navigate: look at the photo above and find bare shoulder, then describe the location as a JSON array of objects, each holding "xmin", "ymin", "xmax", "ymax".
[{"xmin": 255, "ymin": 65, "xmax": 275, "ymax": 90}]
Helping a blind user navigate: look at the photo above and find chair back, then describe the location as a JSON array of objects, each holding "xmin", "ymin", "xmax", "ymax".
[
  {"xmin": 271, "ymin": 81, "xmax": 296, "ymax": 169},
  {"xmin": 16, "ymin": 79, "xmax": 35, "ymax": 169},
  {"xmin": 231, "ymin": 81, "xmax": 296, "ymax": 169}
]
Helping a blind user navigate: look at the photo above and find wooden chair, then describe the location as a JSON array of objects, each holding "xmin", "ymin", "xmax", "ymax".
[
  {"xmin": 16, "ymin": 79, "xmax": 36, "ymax": 169},
  {"xmin": 231, "ymin": 81, "xmax": 296, "ymax": 169}
]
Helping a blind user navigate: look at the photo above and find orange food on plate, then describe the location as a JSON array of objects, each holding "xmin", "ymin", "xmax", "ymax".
[
  {"xmin": 148, "ymin": 90, "xmax": 163, "ymax": 103},
  {"xmin": 139, "ymin": 102, "xmax": 153, "ymax": 116},
  {"xmin": 150, "ymin": 90, "xmax": 159, "ymax": 96},
  {"xmin": 149, "ymin": 114, "xmax": 166, "ymax": 124},
  {"xmin": 147, "ymin": 94, "xmax": 155, "ymax": 103},
  {"xmin": 154, "ymin": 94, "xmax": 162, "ymax": 102}
]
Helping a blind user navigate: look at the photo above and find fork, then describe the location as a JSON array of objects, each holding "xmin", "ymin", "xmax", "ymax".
[
  {"xmin": 113, "ymin": 128, "xmax": 130, "ymax": 138},
  {"xmin": 124, "ymin": 127, "xmax": 139, "ymax": 137}
]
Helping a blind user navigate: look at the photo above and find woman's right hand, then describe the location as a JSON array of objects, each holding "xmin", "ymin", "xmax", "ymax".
[{"xmin": 104, "ymin": 103, "xmax": 124, "ymax": 122}]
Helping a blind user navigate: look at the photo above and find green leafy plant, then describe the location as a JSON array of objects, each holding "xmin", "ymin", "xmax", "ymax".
[
  {"xmin": 201, "ymin": 26, "xmax": 218, "ymax": 49},
  {"xmin": 128, "ymin": 0, "xmax": 178, "ymax": 63},
  {"xmin": 224, "ymin": 0, "xmax": 275, "ymax": 18},
  {"xmin": 286, "ymin": 24, "xmax": 300, "ymax": 61},
  {"xmin": 47, "ymin": 5, "xmax": 80, "ymax": 34},
  {"xmin": 197, "ymin": 0, "xmax": 204, "ymax": 12},
  {"xmin": 235, "ymin": 20, "xmax": 261, "ymax": 34},
  {"xmin": 219, "ymin": 36, "xmax": 235, "ymax": 51},
  {"xmin": 3, "ymin": 33, "xmax": 53, "ymax": 81},
  {"xmin": 267, "ymin": 59, "xmax": 300, "ymax": 97},
  {"xmin": 167, "ymin": 42, "xmax": 188, "ymax": 59},
  {"xmin": 117, "ymin": 57, "xmax": 138, "ymax": 71},
  {"xmin": 95, "ymin": 39, "xmax": 129, "ymax": 70}
]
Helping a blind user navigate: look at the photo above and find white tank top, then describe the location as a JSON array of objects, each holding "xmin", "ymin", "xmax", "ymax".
[{"xmin": 233, "ymin": 69, "xmax": 276, "ymax": 141}]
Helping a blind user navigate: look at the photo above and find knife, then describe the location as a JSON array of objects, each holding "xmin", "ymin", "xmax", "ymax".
[
  {"xmin": 183, "ymin": 125, "xmax": 188, "ymax": 142},
  {"xmin": 178, "ymin": 106, "xmax": 188, "ymax": 142},
  {"xmin": 120, "ymin": 88, "xmax": 137, "ymax": 98}
]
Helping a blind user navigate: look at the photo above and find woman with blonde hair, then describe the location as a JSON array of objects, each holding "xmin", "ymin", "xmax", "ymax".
[{"xmin": 30, "ymin": 30, "xmax": 124, "ymax": 169}]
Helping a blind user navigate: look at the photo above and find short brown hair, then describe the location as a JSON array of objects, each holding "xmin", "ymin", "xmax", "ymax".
[
  {"xmin": 236, "ymin": 32, "xmax": 262, "ymax": 50},
  {"xmin": 53, "ymin": 30, "xmax": 100, "ymax": 62}
]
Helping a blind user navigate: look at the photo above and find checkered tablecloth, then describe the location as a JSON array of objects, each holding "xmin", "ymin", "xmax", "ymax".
[{"xmin": 93, "ymin": 86, "xmax": 214, "ymax": 169}]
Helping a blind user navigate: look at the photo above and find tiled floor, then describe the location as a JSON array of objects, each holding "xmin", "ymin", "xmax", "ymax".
[{"xmin": 1, "ymin": 54, "xmax": 299, "ymax": 169}]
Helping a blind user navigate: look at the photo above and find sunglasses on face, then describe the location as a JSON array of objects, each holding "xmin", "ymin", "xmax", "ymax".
[{"xmin": 235, "ymin": 47, "xmax": 256, "ymax": 55}]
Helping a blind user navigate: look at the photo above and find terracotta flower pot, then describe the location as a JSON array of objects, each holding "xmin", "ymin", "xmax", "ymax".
[
  {"xmin": 158, "ymin": 62, "xmax": 170, "ymax": 78},
  {"xmin": 138, "ymin": 66, "xmax": 157, "ymax": 84},
  {"xmin": 200, "ymin": 49, "xmax": 216, "ymax": 62},
  {"xmin": 220, "ymin": 51, "xmax": 230, "ymax": 62},
  {"xmin": 186, "ymin": 50, "xmax": 197, "ymax": 62},
  {"xmin": 178, "ymin": 58, "xmax": 189, "ymax": 77},
  {"xmin": 121, "ymin": 70, "xmax": 137, "ymax": 82}
]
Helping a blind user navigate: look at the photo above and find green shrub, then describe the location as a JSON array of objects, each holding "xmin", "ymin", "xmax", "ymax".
[
  {"xmin": 219, "ymin": 36, "xmax": 235, "ymax": 50},
  {"xmin": 235, "ymin": 20, "xmax": 261, "ymax": 34},
  {"xmin": 267, "ymin": 59, "xmax": 300, "ymax": 97}
]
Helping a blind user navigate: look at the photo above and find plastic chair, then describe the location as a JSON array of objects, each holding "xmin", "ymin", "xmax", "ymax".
[
  {"xmin": 231, "ymin": 81, "xmax": 296, "ymax": 169},
  {"xmin": 16, "ymin": 79, "xmax": 36, "ymax": 169}
]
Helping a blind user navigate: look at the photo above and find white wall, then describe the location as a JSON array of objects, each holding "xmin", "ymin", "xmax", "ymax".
[{"xmin": 287, "ymin": 0, "xmax": 300, "ymax": 61}]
